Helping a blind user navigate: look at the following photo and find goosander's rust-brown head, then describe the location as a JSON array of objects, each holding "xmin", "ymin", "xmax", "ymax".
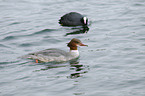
[{"xmin": 67, "ymin": 38, "xmax": 87, "ymax": 50}]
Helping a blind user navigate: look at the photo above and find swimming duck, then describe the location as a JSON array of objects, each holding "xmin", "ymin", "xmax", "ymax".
[{"xmin": 22, "ymin": 38, "xmax": 87, "ymax": 63}]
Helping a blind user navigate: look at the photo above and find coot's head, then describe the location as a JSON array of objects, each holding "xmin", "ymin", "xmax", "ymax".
[{"xmin": 81, "ymin": 17, "xmax": 88, "ymax": 26}]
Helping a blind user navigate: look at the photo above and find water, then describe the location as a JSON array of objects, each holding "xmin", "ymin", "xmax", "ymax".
[{"xmin": 1, "ymin": 0, "xmax": 145, "ymax": 96}]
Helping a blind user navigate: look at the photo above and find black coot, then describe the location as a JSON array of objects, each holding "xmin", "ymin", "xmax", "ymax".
[{"xmin": 59, "ymin": 12, "xmax": 88, "ymax": 26}]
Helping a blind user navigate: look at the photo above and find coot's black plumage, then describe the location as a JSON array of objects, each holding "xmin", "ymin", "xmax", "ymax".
[{"xmin": 59, "ymin": 12, "xmax": 88, "ymax": 26}]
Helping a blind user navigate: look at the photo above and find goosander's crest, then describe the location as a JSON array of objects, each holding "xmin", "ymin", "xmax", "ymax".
[{"xmin": 22, "ymin": 38, "xmax": 87, "ymax": 63}]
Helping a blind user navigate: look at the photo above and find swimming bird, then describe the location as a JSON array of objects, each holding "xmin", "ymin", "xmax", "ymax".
[
  {"xmin": 59, "ymin": 12, "xmax": 88, "ymax": 26},
  {"xmin": 22, "ymin": 38, "xmax": 87, "ymax": 63}
]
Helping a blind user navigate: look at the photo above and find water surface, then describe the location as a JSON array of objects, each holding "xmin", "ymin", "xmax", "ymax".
[{"xmin": 1, "ymin": 0, "xmax": 145, "ymax": 96}]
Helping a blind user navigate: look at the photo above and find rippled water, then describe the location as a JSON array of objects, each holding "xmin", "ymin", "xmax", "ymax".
[{"xmin": 1, "ymin": 0, "xmax": 145, "ymax": 96}]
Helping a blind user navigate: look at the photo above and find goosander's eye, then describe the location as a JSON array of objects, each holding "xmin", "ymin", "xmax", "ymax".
[{"xmin": 74, "ymin": 41, "xmax": 79, "ymax": 44}]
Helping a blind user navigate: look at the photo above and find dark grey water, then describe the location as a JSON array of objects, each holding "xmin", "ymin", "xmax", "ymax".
[{"xmin": 1, "ymin": 0, "xmax": 145, "ymax": 96}]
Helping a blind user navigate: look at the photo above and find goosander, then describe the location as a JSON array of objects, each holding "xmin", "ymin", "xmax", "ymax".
[
  {"xmin": 22, "ymin": 38, "xmax": 87, "ymax": 63},
  {"xmin": 59, "ymin": 12, "xmax": 88, "ymax": 26}
]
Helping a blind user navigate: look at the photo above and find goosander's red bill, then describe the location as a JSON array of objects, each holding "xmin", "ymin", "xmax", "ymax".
[{"xmin": 79, "ymin": 43, "xmax": 88, "ymax": 46}]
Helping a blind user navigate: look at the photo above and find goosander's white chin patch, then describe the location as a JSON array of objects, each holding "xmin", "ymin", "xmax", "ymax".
[
  {"xmin": 70, "ymin": 50, "xmax": 79, "ymax": 52},
  {"xmin": 70, "ymin": 50, "xmax": 79, "ymax": 58}
]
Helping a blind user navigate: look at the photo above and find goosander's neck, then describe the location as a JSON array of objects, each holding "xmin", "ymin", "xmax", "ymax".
[{"xmin": 69, "ymin": 50, "xmax": 79, "ymax": 58}]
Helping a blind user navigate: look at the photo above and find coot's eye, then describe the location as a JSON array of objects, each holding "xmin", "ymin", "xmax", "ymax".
[{"xmin": 75, "ymin": 41, "xmax": 79, "ymax": 44}]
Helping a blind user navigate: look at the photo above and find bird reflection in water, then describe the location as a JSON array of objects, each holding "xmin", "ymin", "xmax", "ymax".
[
  {"xmin": 34, "ymin": 59, "xmax": 89, "ymax": 79},
  {"xmin": 65, "ymin": 26, "xmax": 89, "ymax": 36},
  {"xmin": 68, "ymin": 59, "xmax": 88, "ymax": 79}
]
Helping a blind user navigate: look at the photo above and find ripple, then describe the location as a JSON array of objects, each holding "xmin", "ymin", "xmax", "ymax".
[
  {"xmin": 138, "ymin": 38, "xmax": 145, "ymax": 41},
  {"xmin": 32, "ymin": 29, "xmax": 57, "ymax": 35},
  {"xmin": 0, "ymin": 44, "xmax": 10, "ymax": 48},
  {"xmin": 19, "ymin": 43, "xmax": 34, "ymax": 47},
  {"xmin": 15, "ymin": 76, "xmax": 30, "ymax": 80},
  {"xmin": 34, "ymin": 63, "xmax": 69, "ymax": 71},
  {"xmin": 9, "ymin": 22, "xmax": 20, "ymax": 25},
  {"xmin": 0, "ymin": 60, "xmax": 20, "ymax": 65},
  {"xmin": 2, "ymin": 36, "xmax": 17, "ymax": 41},
  {"xmin": 133, "ymin": 3, "xmax": 145, "ymax": 7}
]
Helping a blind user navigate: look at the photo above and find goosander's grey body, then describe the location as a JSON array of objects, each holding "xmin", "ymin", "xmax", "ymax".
[{"xmin": 22, "ymin": 38, "xmax": 87, "ymax": 62}]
